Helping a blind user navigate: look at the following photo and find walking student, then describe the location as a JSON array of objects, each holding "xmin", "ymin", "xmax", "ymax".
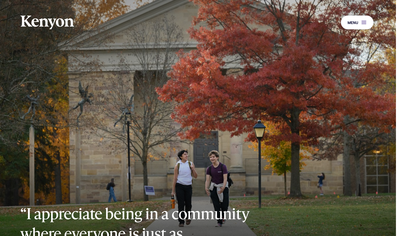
[
  {"xmin": 318, "ymin": 173, "xmax": 325, "ymax": 195},
  {"xmin": 205, "ymin": 150, "xmax": 229, "ymax": 227},
  {"xmin": 107, "ymin": 178, "xmax": 117, "ymax": 202},
  {"xmin": 171, "ymin": 150, "xmax": 198, "ymax": 227}
]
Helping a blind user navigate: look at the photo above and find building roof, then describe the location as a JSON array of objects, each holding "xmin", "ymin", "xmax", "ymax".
[{"xmin": 61, "ymin": 0, "xmax": 189, "ymax": 51}]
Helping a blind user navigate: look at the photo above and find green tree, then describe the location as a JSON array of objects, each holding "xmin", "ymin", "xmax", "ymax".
[
  {"xmin": 0, "ymin": 0, "xmax": 75, "ymax": 206},
  {"xmin": 251, "ymin": 122, "xmax": 313, "ymax": 195},
  {"xmin": 0, "ymin": 0, "xmax": 129, "ymax": 205}
]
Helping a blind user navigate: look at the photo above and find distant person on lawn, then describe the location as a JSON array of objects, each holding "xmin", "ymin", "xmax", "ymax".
[
  {"xmin": 318, "ymin": 173, "xmax": 325, "ymax": 195},
  {"xmin": 107, "ymin": 178, "xmax": 117, "ymax": 202}
]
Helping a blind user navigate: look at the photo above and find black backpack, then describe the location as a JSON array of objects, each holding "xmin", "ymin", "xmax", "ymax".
[
  {"xmin": 223, "ymin": 165, "xmax": 234, "ymax": 188},
  {"xmin": 227, "ymin": 172, "xmax": 233, "ymax": 188},
  {"xmin": 106, "ymin": 183, "xmax": 110, "ymax": 190}
]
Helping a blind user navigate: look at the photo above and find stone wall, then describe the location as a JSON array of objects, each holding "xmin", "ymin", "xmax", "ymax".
[{"xmin": 69, "ymin": 72, "xmax": 131, "ymax": 203}]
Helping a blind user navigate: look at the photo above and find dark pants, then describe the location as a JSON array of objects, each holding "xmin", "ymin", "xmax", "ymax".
[
  {"xmin": 175, "ymin": 183, "xmax": 192, "ymax": 224},
  {"xmin": 210, "ymin": 187, "xmax": 229, "ymax": 224}
]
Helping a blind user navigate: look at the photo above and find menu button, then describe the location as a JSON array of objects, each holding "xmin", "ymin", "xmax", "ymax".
[{"xmin": 341, "ymin": 16, "xmax": 373, "ymax": 29}]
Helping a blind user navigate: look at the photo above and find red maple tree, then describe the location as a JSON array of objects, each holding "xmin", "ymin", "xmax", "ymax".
[{"xmin": 157, "ymin": 0, "xmax": 395, "ymax": 197}]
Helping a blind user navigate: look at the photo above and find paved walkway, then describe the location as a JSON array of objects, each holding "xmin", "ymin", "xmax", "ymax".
[{"xmin": 146, "ymin": 196, "xmax": 255, "ymax": 236}]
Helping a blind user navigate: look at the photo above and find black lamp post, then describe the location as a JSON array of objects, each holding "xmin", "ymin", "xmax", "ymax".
[
  {"xmin": 253, "ymin": 120, "xmax": 266, "ymax": 208},
  {"xmin": 126, "ymin": 111, "xmax": 132, "ymax": 202}
]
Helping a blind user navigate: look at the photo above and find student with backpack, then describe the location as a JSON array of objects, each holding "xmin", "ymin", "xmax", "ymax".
[
  {"xmin": 106, "ymin": 178, "xmax": 117, "ymax": 202},
  {"xmin": 205, "ymin": 150, "xmax": 229, "ymax": 227},
  {"xmin": 171, "ymin": 150, "xmax": 198, "ymax": 227}
]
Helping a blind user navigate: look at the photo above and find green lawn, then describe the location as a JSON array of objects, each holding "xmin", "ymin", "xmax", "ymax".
[
  {"xmin": 0, "ymin": 201, "xmax": 169, "ymax": 236},
  {"xmin": 230, "ymin": 194, "xmax": 396, "ymax": 236},
  {"xmin": 0, "ymin": 194, "xmax": 395, "ymax": 236}
]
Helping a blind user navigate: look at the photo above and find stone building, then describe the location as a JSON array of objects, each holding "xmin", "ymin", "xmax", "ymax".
[{"xmin": 63, "ymin": 0, "xmax": 393, "ymax": 203}]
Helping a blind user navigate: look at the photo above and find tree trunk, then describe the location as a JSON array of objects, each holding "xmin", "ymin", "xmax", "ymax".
[
  {"xmin": 142, "ymin": 159, "xmax": 149, "ymax": 201},
  {"xmin": 343, "ymin": 116, "xmax": 352, "ymax": 196},
  {"xmin": 289, "ymin": 108, "xmax": 302, "ymax": 197},
  {"xmin": 290, "ymin": 143, "xmax": 301, "ymax": 197},
  {"xmin": 284, "ymin": 171, "xmax": 287, "ymax": 196},
  {"xmin": 354, "ymin": 153, "xmax": 362, "ymax": 196},
  {"xmin": 55, "ymin": 151, "xmax": 62, "ymax": 204}
]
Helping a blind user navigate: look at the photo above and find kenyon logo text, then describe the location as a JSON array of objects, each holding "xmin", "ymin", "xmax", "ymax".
[{"xmin": 21, "ymin": 15, "xmax": 74, "ymax": 30}]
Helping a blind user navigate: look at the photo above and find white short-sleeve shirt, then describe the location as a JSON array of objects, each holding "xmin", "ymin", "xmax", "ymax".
[{"xmin": 176, "ymin": 160, "xmax": 192, "ymax": 185}]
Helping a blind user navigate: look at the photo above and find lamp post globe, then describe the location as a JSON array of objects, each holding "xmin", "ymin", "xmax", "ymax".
[{"xmin": 254, "ymin": 120, "xmax": 266, "ymax": 139}]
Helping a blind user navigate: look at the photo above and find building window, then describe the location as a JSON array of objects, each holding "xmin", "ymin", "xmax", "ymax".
[{"xmin": 365, "ymin": 154, "xmax": 389, "ymax": 193}]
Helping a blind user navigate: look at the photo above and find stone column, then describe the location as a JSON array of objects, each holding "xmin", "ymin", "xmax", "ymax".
[
  {"xmin": 230, "ymin": 134, "xmax": 245, "ymax": 172},
  {"xmin": 168, "ymin": 122, "xmax": 181, "ymax": 172},
  {"xmin": 75, "ymin": 128, "xmax": 81, "ymax": 204},
  {"xmin": 167, "ymin": 138, "xmax": 181, "ymax": 193},
  {"xmin": 169, "ymin": 143, "xmax": 180, "ymax": 172},
  {"xmin": 229, "ymin": 134, "xmax": 246, "ymax": 196}
]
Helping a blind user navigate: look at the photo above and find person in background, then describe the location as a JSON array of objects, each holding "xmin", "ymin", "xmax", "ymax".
[
  {"xmin": 205, "ymin": 150, "xmax": 229, "ymax": 227},
  {"xmin": 107, "ymin": 178, "xmax": 117, "ymax": 202},
  {"xmin": 318, "ymin": 173, "xmax": 325, "ymax": 195},
  {"xmin": 171, "ymin": 150, "xmax": 198, "ymax": 227}
]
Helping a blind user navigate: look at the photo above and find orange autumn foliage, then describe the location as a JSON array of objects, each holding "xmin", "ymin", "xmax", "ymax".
[
  {"xmin": 20, "ymin": 56, "xmax": 70, "ymax": 205},
  {"xmin": 73, "ymin": 0, "xmax": 130, "ymax": 29}
]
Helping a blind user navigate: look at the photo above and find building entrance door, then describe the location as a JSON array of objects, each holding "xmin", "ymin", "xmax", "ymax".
[
  {"xmin": 193, "ymin": 131, "xmax": 218, "ymax": 168},
  {"xmin": 192, "ymin": 131, "xmax": 218, "ymax": 195}
]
